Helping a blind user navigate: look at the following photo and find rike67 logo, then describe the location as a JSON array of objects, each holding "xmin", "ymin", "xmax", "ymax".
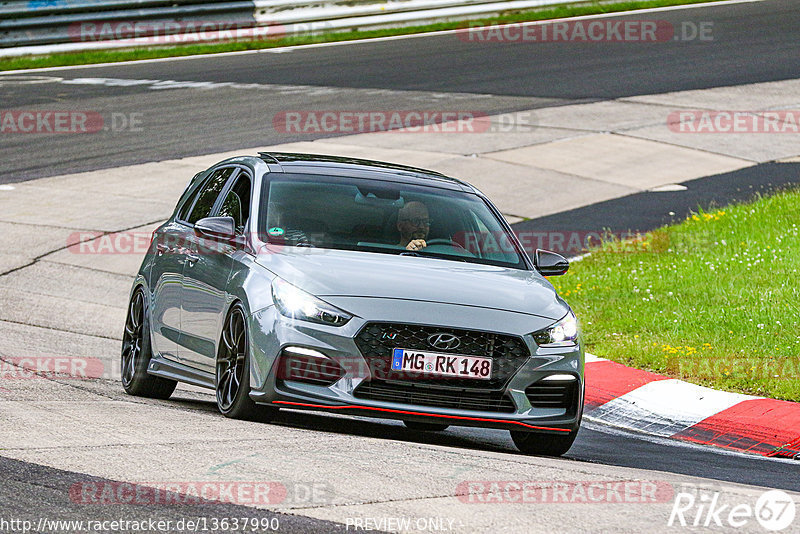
[{"xmin": 669, "ymin": 488, "xmax": 796, "ymax": 531}]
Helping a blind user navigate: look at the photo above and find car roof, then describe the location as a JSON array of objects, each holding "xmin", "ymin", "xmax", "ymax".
[{"xmin": 258, "ymin": 152, "xmax": 475, "ymax": 192}]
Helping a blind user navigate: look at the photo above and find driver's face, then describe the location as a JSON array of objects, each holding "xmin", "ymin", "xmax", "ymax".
[{"xmin": 397, "ymin": 202, "xmax": 430, "ymax": 242}]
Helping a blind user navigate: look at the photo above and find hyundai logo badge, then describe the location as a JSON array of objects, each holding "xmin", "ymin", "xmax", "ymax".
[{"xmin": 427, "ymin": 333, "xmax": 461, "ymax": 351}]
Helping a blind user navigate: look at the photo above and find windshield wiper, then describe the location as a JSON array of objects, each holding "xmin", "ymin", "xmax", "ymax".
[
  {"xmin": 400, "ymin": 250, "xmax": 468, "ymax": 262},
  {"xmin": 353, "ymin": 244, "xmax": 468, "ymax": 262}
]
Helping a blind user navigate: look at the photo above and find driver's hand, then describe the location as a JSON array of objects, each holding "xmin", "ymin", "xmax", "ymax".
[{"xmin": 406, "ymin": 239, "xmax": 426, "ymax": 251}]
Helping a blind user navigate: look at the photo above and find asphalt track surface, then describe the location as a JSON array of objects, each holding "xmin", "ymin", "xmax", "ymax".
[
  {"xmin": 0, "ymin": 455, "xmax": 350, "ymax": 534},
  {"xmin": 189, "ymin": 405, "xmax": 800, "ymax": 493},
  {"xmin": 2, "ymin": 0, "xmax": 800, "ymax": 529},
  {"xmin": 1, "ymin": 0, "xmax": 799, "ymax": 181},
  {"xmin": 2, "ymin": 402, "xmax": 798, "ymax": 534},
  {"xmin": 515, "ymin": 161, "xmax": 800, "ymax": 235}
]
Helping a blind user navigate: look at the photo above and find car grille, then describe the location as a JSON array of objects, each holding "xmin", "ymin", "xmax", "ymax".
[
  {"xmin": 354, "ymin": 322, "xmax": 530, "ymax": 388},
  {"xmin": 354, "ymin": 380, "xmax": 516, "ymax": 413},
  {"xmin": 525, "ymin": 380, "xmax": 578, "ymax": 413}
]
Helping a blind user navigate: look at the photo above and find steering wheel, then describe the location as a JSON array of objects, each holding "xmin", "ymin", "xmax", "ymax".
[{"xmin": 423, "ymin": 238, "xmax": 469, "ymax": 252}]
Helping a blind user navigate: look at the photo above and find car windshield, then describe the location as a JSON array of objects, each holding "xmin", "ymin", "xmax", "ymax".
[{"xmin": 259, "ymin": 173, "xmax": 526, "ymax": 269}]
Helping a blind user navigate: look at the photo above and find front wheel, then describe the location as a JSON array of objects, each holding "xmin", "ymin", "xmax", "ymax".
[
  {"xmin": 510, "ymin": 429, "xmax": 578, "ymax": 456},
  {"xmin": 216, "ymin": 303, "xmax": 277, "ymax": 422},
  {"xmin": 121, "ymin": 288, "xmax": 177, "ymax": 399}
]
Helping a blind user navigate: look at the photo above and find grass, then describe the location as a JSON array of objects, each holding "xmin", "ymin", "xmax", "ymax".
[
  {"xmin": 553, "ymin": 189, "xmax": 800, "ymax": 401},
  {"xmin": 1, "ymin": 0, "xmax": 723, "ymax": 71}
]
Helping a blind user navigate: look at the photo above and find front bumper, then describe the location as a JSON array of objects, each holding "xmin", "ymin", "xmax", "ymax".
[{"xmin": 248, "ymin": 303, "xmax": 584, "ymax": 433}]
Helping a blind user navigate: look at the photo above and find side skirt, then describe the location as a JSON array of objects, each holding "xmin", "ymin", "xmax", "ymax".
[{"xmin": 147, "ymin": 354, "xmax": 215, "ymax": 389}]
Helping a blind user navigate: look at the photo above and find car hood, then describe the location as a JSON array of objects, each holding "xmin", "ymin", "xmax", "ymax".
[{"xmin": 255, "ymin": 246, "xmax": 566, "ymax": 320}]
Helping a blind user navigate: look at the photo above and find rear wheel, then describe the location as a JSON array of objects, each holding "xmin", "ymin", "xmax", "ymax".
[
  {"xmin": 510, "ymin": 429, "xmax": 578, "ymax": 457},
  {"xmin": 121, "ymin": 288, "xmax": 177, "ymax": 399},
  {"xmin": 403, "ymin": 420, "xmax": 450, "ymax": 432},
  {"xmin": 216, "ymin": 303, "xmax": 277, "ymax": 422}
]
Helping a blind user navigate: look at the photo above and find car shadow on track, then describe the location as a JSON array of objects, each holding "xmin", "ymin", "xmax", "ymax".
[{"xmin": 165, "ymin": 393, "xmax": 554, "ymax": 458}]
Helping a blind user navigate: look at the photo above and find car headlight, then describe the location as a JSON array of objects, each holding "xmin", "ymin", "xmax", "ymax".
[
  {"xmin": 271, "ymin": 278, "xmax": 352, "ymax": 326},
  {"xmin": 533, "ymin": 311, "xmax": 578, "ymax": 348}
]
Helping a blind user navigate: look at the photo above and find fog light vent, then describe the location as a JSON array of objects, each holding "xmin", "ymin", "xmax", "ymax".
[{"xmin": 278, "ymin": 347, "xmax": 345, "ymax": 386}]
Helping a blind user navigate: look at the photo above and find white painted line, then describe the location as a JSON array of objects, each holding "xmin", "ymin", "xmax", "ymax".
[
  {"xmin": 0, "ymin": 185, "xmax": 15, "ymax": 191},
  {"xmin": 585, "ymin": 352, "xmax": 607, "ymax": 363},
  {"xmin": 650, "ymin": 184, "xmax": 688, "ymax": 192},
  {"xmin": 0, "ymin": 75, "xmax": 64, "ymax": 85},
  {"xmin": 0, "ymin": 0, "xmax": 766, "ymax": 75},
  {"xmin": 589, "ymin": 379, "xmax": 757, "ymax": 437},
  {"xmin": 17, "ymin": 75, "xmax": 491, "ymax": 98}
]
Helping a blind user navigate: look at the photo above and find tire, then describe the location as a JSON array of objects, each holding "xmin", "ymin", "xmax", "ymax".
[
  {"xmin": 121, "ymin": 288, "xmax": 177, "ymax": 399},
  {"xmin": 403, "ymin": 420, "xmax": 450, "ymax": 432},
  {"xmin": 510, "ymin": 429, "xmax": 578, "ymax": 457},
  {"xmin": 216, "ymin": 303, "xmax": 277, "ymax": 423}
]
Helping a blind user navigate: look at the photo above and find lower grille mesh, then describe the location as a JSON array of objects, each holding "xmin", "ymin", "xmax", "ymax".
[{"xmin": 355, "ymin": 381, "xmax": 516, "ymax": 413}]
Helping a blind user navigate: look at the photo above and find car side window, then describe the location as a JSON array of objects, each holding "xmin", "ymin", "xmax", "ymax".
[
  {"xmin": 186, "ymin": 167, "xmax": 235, "ymax": 224},
  {"xmin": 217, "ymin": 172, "xmax": 252, "ymax": 234},
  {"xmin": 174, "ymin": 173, "xmax": 203, "ymax": 221}
]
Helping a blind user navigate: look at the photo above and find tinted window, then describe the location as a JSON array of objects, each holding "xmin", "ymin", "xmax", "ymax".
[
  {"xmin": 260, "ymin": 175, "xmax": 525, "ymax": 269},
  {"xmin": 175, "ymin": 172, "xmax": 204, "ymax": 221},
  {"xmin": 217, "ymin": 172, "xmax": 252, "ymax": 233},
  {"xmin": 186, "ymin": 168, "xmax": 234, "ymax": 224}
]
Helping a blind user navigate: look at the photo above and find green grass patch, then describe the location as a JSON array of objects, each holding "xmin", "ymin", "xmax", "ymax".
[
  {"xmin": 554, "ymin": 189, "xmax": 800, "ymax": 401},
  {"xmin": 1, "ymin": 0, "xmax": 722, "ymax": 71}
]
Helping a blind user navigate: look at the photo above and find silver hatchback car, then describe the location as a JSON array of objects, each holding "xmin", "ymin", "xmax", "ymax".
[{"xmin": 122, "ymin": 153, "xmax": 584, "ymax": 456}]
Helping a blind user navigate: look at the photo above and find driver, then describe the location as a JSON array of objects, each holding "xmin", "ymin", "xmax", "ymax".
[{"xmin": 397, "ymin": 201, "xmax": 431, "ymax": 251}]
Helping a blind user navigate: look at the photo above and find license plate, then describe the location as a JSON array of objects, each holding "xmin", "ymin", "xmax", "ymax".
[{"xmin": 391, "ymin": 348, "xmax": 492, "ymax": 380}]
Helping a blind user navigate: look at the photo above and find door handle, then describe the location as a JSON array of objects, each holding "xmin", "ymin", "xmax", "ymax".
[{"xmin": 186, "ymin": 253, "xmax": 200, "ymax": 265}]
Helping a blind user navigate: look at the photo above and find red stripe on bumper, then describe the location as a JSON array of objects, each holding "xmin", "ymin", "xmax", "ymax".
[{"xmin": 272, "ymin": 400, "xmax": 572, "ymax": 432}]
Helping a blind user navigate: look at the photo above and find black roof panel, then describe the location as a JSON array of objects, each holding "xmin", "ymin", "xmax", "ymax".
[{"xmin": 258, "ymin": 152, "xmax": 471, "ymax": 189}]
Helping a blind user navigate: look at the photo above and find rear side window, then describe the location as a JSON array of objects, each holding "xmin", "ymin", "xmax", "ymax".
[{"xmin": 186, "ymin": 167, "xmax": 235, "ymax": 224}]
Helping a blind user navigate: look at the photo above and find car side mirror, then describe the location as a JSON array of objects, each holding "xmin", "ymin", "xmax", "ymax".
[
  {"xmin": 195, "ymin": 216, "xmax": 237, "ymax": 241},
  {"xmin": 534, "ymin": 249, "xmax": 569, "ymax": 276}
]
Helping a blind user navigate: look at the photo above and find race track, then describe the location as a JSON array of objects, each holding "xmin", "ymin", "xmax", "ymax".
[{"xmin": 1, "ymin": 1, "xmax": 799, "ymax": 532}]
